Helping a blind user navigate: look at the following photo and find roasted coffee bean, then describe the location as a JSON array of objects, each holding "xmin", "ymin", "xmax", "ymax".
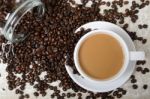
[
  {"xmin": 124, "ymin": 1, "xmax": 129, "ymax": 5},
  {"xmin": 138, "ymin": 24, "xmax": 143, "ymax": 29},
  {"xmin": 41, "ymin": 91, "xmax": 47, "ymax": 97},
  {"xmin": 143, "ymin": 68, "xmax": 150, "ymax": 72},
  {"xmin": 131, "ymin": 79, "xmax": 137, "ymax": 83},
  {"xmin": 143, "ymin": 84, "xmax": 148, "ymax": 89},
  {"xmin": 136, "ymin": 67, "xmax": 142, "ymax": 72},
  {"xmin": 130, "ymin": 75, "xmax": 135, "ymax": 79},
  {"xmin": 24, "ymin": 94, "xmax": 30, "ymax": 98},
  {"xmin": 122, "ymin": 90, "xmax": 127, "ymax": 95},
  {"xmin": 145, "ymin": 1, "xmax": 150, "ymax": 5},
  {"xmin": 116, "ymin": 94, "xmax": 122, "ymax": 98},
  {"xmin": 15, "ymin": 89, "xmax": 20, "ymax": 94},
  {"xmin": 142, "ymin": 39, "xmax": 147, "ymax": 44},
  {"xmin": 123, "ymin": 23, "xmax": 129, "ymax": 29},
  {"xmin": 132, "ymin": 84, "xmax": 138, "ymax": 89},
  {"xmin": 143, "ymin": 24, "xmax": 148, "ymax": 28},
  {"xmin": 113, "ymin": 91, "xmax": 118, "ymax": 96},
  {"xmin": 77, "ymin": 93, "xmax": 82, "ymax": 97},
  {"xmin": 34, "ymin": 92, "xmax": 39, "ymax": 97},
  {"xmin": 62, "ymin": 93, "xmax": 66, "ymax": 97},
  {"xmin": 106, "ymin": 2, "xmax": 111, "ymax": 7},
  {"xmin": 67, "ymin": 93, "xmax": 71, "ymax": 98}
]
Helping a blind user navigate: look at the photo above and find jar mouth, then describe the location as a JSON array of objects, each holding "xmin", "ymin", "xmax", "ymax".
[{"xmin": 2, "ymin": 0, "xmax": 45, "ymax": 43}]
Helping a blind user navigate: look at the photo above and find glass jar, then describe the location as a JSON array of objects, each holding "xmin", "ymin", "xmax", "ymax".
[{"xmin": 0, "ymin": 0, "xmax": 45, "ymax": 43}]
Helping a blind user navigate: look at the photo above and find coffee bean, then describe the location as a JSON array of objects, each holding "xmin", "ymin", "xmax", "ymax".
[
  {"xmin": 143, "ymin": 84, "xmax": 148, "ymax": 89},
  {"xmin": 15, "ymin": 89, "xmax": 20, "ymax": 94},
  {"xmin": 145, "ymin": 1, "xmax": 150, "ymax": 5},
  {"xmin": 130, "ymin": 75, "xmax": 135, "ymax": 79},
  {"xmin": 113, "ymin": 91, "xmax": 118, "ymax": 96},
  {"xmin": 77, "ymin": 93, "xmax": 82, "ymax": 97},
  {"xmin": 116, "ymin": 94, "xmax": 122, "ymax": 98},
  {"xmin": 67, "ymin": 93, "xmax": 71, "ymax": 98},
  {"xmin": 24, "ymin": 94, "xmax": 30, "ymax": 98},
  {"xmin": 143, "ymin": 68, "xmax": 149, "ymax": 72},
  {"xmin": 122, "ymin": 90, "xmax": 127, "ymax": 95},
  {"xmin": 62, "ymin": 93, "xmax": 66, "ymax": 97},
  {"xmin": 131, "ymin": 78, "xmax": 137, "ymax": 83},
  {"xmin": 142, "ymin": 39, "xmax": 147, "ymax": 44},
  {"xmin": 123, "ymin": 23, "xmax": 128, "ymax": 29},
  {"xmin": 124, "ymin": 1, "xmax": 129, "ymax": 5},
  {"xmin": 143, "ymin": 24, "xmax": 148, "ymax": 28},
  {"xmin": 34, "ymin": 92, "xmax": 39, "ymax": 97},
  {"xmin": 132, "ymin": 84, "xmax": 138, "ymax": 89},
  {"xmin": 106, "ymin": 2, "xmax": 111, "ymax": 7},
  {"xmin": 138, "ymin": 25, "xmax": 143, "ymax": 29},
  {"xmin": 136, "ymin": 67, "xmax": 142, "ymax": 72}
]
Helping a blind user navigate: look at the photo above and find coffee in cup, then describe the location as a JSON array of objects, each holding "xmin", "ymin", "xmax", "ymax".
[{"xmin": 74, "ymin": 29, "xmax": 145, "ymax": 82}]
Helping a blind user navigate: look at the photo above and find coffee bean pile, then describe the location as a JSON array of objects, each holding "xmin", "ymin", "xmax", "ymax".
[{"xmin": 0, "ymin": 0, "xmax": 149, "ymax": 99}]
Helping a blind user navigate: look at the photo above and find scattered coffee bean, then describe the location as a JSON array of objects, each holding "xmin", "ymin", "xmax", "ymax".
[
  {"xmin": 124, "ymin": 1, "xmax": 129, "ymax": 5},
  {"xmin": 123, "ymin": 23, "xmax": 129, "ymax": 29},
  {"xmin": 113, "ymin": 91, "xmax": 117, "ymax": 96},
  {"xmin": 143, "ymin": 24, "xmax": 148, "ymax": 28},
  {"xmin": 106, "ymin": 2, "xmax": 111, "ymax": 7},
  {"xmin": 136, "ymin": 67, "xmax": 142, "ymax": 72},
  {"xmin": 145, "ymin": 1, "xmax": 150, "ymax": 5},
  {"xmin": 24, "ymin": 94, "xmax": 30, "ymax": 98},
  {"xmin": 132, "ymin": 84, "xmax": 138, "ymax": 89},
  {"xmin": 122, "ymin": 90, "xmax": 127, "ymax": 95},
  {"xmin": 143, "ymin": 84, "xmax": 148, "ymax": 89},
  {"xmin": 34, "ymin": 92, "xmax": 39, "ymax": 97},
  {"xmin": 138, "ymin": 24, "xmax": 143, "ymax": 29},
  {"xmin": 116, "ymin": 94, "xmax": 122, "ymax": 98},
  {"xmin": 131, "ymin": 79, "xmax": 137, "ymax": 83},
  {"xmin": 130, "ymin": 75, "xmax": 135, "ymax": 79},
  {"xmin": 142, "ymin": 39, "xmax": 147, "ymax": 44},
  {"xmin": 143, "ymin": 68, "xmax": 150, "ymax": 72}
]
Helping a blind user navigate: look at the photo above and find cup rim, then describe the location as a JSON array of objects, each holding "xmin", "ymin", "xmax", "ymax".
[{"xmin": 74, "ymin": 29, "xmax": 129, "ymax": 83}]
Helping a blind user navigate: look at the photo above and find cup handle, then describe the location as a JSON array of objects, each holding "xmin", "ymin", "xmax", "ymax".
[{"xmin": 130, "ymin": 51, "xmax": 145, "ymax": 61}]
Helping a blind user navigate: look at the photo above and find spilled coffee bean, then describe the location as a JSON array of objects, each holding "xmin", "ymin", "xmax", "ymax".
[
  {"xmin": 132, "ymin": 84, "xmax": 138, "ymax": 89},
  {"xmin": 143, "ymin": 84, "xmax": 148, "ymax": 90}
]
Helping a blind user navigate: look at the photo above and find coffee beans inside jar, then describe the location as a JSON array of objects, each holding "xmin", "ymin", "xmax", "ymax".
[{"xmin": 0, "ymin": 0, "xmax": 149, "ymax": 99}]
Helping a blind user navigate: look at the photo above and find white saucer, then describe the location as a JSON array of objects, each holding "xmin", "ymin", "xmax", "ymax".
[{"xmin": 65, "ymin": 21, "xmax": 136, "ymax": 92}]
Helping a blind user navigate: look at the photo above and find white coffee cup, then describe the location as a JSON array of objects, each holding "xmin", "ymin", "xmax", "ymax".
[{"xmin": 74, "ymin": 29, "xmax": 145, "ymax": 83}]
